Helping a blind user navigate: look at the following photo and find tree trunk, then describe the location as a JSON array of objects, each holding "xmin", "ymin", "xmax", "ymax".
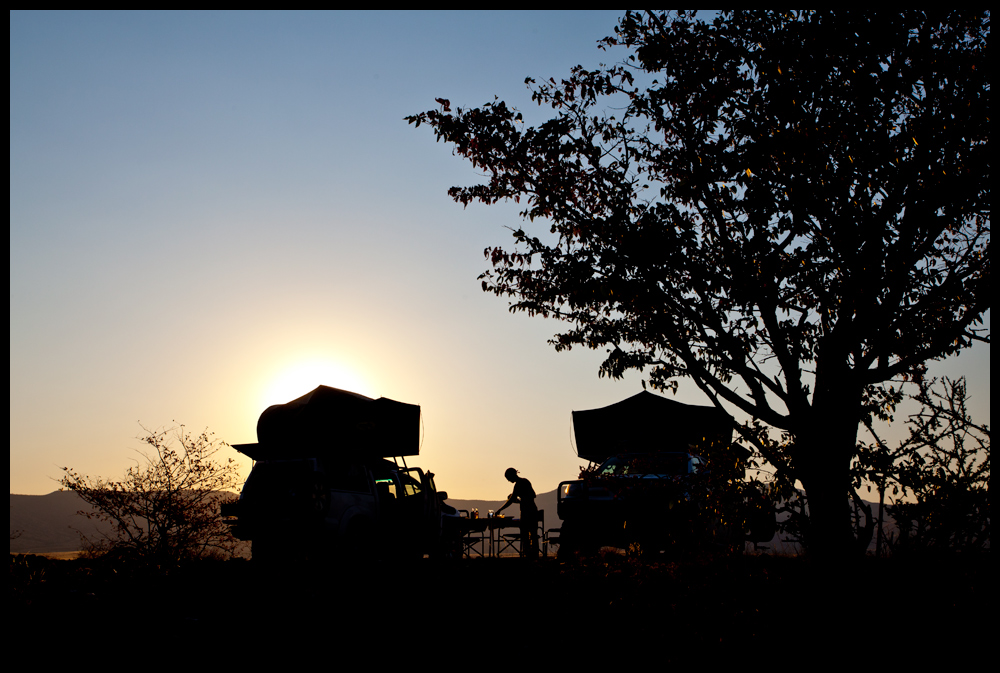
[{"xmin": 793, "ymin": 407, "xmax": 861, "ymax": 560}]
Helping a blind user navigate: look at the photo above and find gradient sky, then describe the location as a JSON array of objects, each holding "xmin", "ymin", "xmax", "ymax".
[{"xmin": 10, "ymin": 11, "xmax": 990, "ymax": 500}]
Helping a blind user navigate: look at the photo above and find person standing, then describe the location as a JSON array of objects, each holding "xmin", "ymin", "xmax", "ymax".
[{"xmin": 497, "ymin": 467, "xmax": 538, "ymax": 558}]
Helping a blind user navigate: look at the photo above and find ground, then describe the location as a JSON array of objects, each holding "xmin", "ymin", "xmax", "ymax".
[{"xmin": 10, "ymin": 550, "xmax": 986, "ymax": 664}]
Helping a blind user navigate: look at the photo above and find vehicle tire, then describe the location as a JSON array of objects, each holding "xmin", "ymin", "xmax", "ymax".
[
  {"xmin": 556, "ymin": 537, "xmax": 577, "ymax": 561},
  {"xmin": 557, "ymin": 520, "xmax": 594, "ymax": 561}
]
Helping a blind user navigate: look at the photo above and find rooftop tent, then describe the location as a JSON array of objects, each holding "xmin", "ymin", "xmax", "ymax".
[
  {"xmin": 232, "ymin": 385, "xmax": 420, "ymax": 461},
  {"xmin": 571, "ymin": 391, "xmax": 734, "ymax": 463}
]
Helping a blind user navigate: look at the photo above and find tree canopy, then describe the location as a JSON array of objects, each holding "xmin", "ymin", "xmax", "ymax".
[{"xmin": 407, "ymin": 10, "xmax": 989, "ymax": 555}]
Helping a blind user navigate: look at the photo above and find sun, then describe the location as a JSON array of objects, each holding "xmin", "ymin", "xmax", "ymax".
[{"xmin": 260, "ymin": 358, "xmax": 376, "ymax": 410}]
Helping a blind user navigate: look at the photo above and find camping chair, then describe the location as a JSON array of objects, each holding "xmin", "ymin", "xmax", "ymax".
[
  {"xmin": 497, "ymin": 510, "xmax": 544, "ymax": 557},
  {"xmin": 545, "ymin": 524, "xmax": 560, "ymax": 557}
]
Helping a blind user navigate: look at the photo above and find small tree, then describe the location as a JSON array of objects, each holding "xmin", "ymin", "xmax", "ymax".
[
  {"xmin": 60, "ymin": 425, "xmax": 243, "ymax": 564},
  {"xmin": 878, "ymin": 378, "xmax": 990, "ymax": 553}
]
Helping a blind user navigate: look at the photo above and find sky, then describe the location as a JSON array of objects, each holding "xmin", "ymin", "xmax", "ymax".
[{"xmin": 10, "ymin": 11, "xmax": 990, "ymax": 500}]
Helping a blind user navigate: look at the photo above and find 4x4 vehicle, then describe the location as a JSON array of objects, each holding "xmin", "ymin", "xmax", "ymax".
[
  {"xmin": 558, "ymin": 451, "xmax": 717, "ymax": 554},
  {"xmin": 223, "ymin": 386, "xmax": 454, "ymax": 561},
  {"xmin": 556, "ymin": 392, "xmax": 775, "ymax": 555}
]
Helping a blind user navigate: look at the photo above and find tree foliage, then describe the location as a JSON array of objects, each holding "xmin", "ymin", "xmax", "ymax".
[
  {"xmin": 60, "ymin": 425, "xmax": 242, "ymax": 564},
  {"xmin": 408, "ymin": 10, "xmax": 990, "ymax": 555}
]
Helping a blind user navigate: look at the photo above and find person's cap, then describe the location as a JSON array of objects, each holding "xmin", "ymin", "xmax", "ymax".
[{"xmin": 504, "ymin": 467, "xmax": 518, "ymax": 480}]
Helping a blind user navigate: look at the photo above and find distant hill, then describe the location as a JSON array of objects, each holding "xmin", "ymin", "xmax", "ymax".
[
  {"xmin": 12, "ymin": 489, "xmax": 895, "ymax": 555},
  {"xmin": 10, "ymin": 491, "xmax": 108, "ymax": 554},
  {"xmin": 9, "ymin": 489, "xmax": 564, "ymax": 554},
  {"xmin": 444, "ymin": 488, "xmax": 562, "ymax": 532}
]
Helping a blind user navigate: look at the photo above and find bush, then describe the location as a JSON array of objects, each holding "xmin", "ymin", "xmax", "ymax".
[
  {"xmin": 60, "ymin": 425, "xmax": 243, "ymax": 564},
  {"xmin": 887, "ymin": 379, "xmax": 990, "ymax": 553}
]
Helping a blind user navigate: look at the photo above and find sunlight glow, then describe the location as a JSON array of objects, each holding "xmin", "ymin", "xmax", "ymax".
[{"xmin": 260, "ymin": 358, "xmax": 376, "ymax": 410}]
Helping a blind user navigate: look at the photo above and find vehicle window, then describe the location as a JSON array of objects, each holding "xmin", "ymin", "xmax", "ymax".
[
  {"xmin": 374, "ymin": 477, "xmax": 397, "ymax": 499},
  {"xmin": 597, "ymin": 453, "xmax": 691, "ymax": 477},
  {"xmin": 398, "ymin": 469, "xmax": 423, "ymax": 497},
  {"xmin": 598, "ymin": 457, "xmax": 628, "ymax": 476}
]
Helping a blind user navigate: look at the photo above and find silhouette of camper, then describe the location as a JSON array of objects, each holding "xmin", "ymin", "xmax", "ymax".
[
  {"xmin": 223, "ymin": 386, "xmax": 452, "ymax": 561},
  {"xmin": 557, "ymin": 391, "xmax": 776, "ymax": 555}
]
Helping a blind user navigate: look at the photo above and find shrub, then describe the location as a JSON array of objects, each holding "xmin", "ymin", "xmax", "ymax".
[{"xmin": 60, "ymin": 425, "xmax": 243, "ymax": 565}]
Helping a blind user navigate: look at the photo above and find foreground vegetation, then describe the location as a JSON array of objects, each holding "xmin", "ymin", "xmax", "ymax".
[{"xmin": 11, "ymin": 549, "xmax": 986, "ymax": 663}]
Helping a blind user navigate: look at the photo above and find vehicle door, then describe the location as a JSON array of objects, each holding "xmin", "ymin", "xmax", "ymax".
[
  {"xmin": 323, "ymin": 460, "xmax": 377, "ymax": 534},
  {"xmin": 392, "ymin": 467, "xmax": 440, "ymax": 552}
]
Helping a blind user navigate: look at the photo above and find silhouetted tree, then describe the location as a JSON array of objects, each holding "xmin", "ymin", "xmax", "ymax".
[
  {"xmin": 408, "ymin": 11, "xmax": 990, "ymax": 557},
  {"xmin": 60, "ymin": 425, "xmax": 242, "ymax": 564}
]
